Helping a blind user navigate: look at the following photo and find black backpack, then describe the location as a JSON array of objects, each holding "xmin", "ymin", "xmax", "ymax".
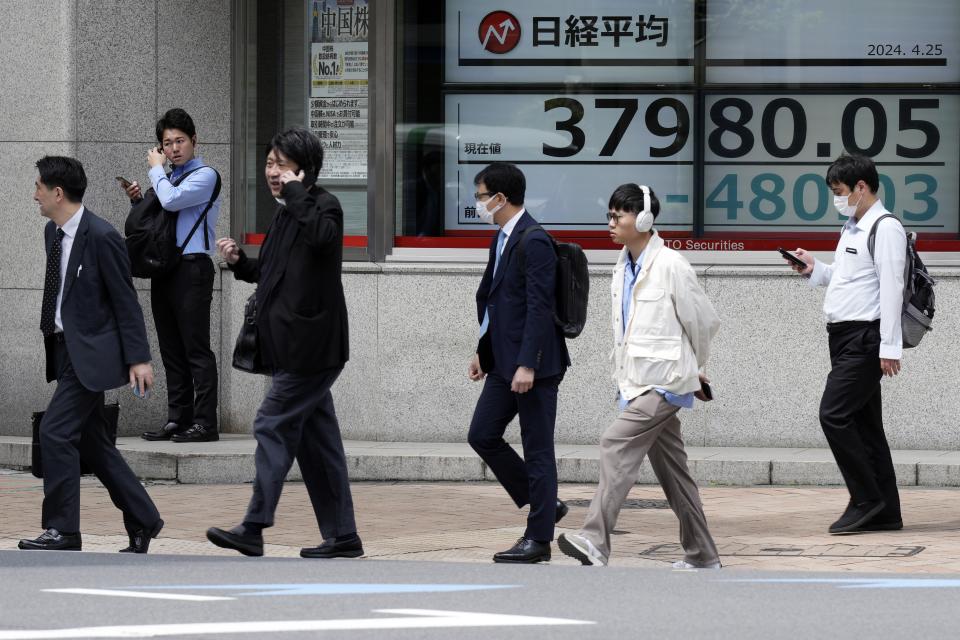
[
  {"xmin": 124, "ymin": 167, "xmax": 221, "ymax": 278},
  {"xmin": 517, "ymin": 224, "xmax": 590, "ymax": 339},
  {"xmin": 867, "ymin": 214, "xmax": 935, "ymax": 348}
]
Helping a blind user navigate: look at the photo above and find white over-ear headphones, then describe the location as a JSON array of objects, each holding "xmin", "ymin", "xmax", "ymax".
[{"xmin": 635, "ymin": 185, "xmax": 654, "ymax": 232}]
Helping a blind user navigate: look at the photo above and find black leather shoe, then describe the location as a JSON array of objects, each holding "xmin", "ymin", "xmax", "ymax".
[
  {"xmin": 120, "ymin": 518, "xmax": 164, "ymax": 554},
  {"xmin": 493, "ymin": 537, "xmax": 551, "ymax": 563},
  {"xmin": 300, "ymin": 533, "xmax": 364, "ymax": 559},
  {"xmin": 18, "ymin": 528, "xmax": 82, "ymax": 551},
  {"xmin": 172, "ymin": 424, "xmax": 219, "ymax": 443},
  {"xmin": 206, "ymin": 524, "xmax": 263, "ymax": 556},
  {"xmin": 141, "ymin": 422, "xmax": 184, "ymax": 441},
  {"xmin": 829, "ymin": 500, "xmax": 886, "ymax": 534},
  {"xmin": 555, "ymin": 500, "xmax": 569, "ymax": 524},
  {"xmin": 859, "ymin": 518, "xmax": 904, "ymax": 532}
]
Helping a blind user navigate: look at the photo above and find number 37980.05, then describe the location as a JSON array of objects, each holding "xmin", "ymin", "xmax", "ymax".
[{"xmin": 540, "ymin": 96, "xmax": 942, "ymax": 161}]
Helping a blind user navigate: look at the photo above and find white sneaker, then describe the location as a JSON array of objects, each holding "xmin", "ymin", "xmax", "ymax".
[
  {"xmin": 672, "ymin": 560, "xmax": 722, "ymax": 569},
  {"xmin": 557, "ymin": 533, "xmax": 607, "ymax": 566}
]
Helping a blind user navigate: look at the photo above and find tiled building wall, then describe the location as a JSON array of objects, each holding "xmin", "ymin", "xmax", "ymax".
[{"xmin": 0, "ymin": 0, "xmax": 232, "ymax": 436}]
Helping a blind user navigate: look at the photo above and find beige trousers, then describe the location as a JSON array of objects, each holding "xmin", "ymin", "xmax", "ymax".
[{"xmin": 580, "ymin": 391, "xmax": 720, "ymax": 565}]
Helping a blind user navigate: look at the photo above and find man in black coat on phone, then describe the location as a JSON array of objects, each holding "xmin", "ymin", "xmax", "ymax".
[{"xmin": 206, "ymin": 128, "xmax": 361, "ymax": 559}]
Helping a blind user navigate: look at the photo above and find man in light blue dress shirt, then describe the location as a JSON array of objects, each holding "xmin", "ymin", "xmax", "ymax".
[{"xmin": 130, "ymin": 109, "xmax": 222, "ymax": 443}]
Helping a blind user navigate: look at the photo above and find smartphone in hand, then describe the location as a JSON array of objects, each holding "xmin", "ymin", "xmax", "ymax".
[
  {"xmin": 778, "ymin": 247, "xmax": 807, "ymax": 269},
  {"xmin": 700, "ymin": 380, "xmax": 713, "ymax": 401},
  {"xmin": 115, "ymin": 176, "xmax": 132, "ymax": 190}
]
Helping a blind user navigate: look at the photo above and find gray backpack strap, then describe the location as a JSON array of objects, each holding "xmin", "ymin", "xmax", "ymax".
[
  {"xmin": 867, "ymin": 213, "xmax": 912, "ymax": 303},
  {"xmin": 867, "ymin": 213, "xmax": 901, "ymax": 261}
]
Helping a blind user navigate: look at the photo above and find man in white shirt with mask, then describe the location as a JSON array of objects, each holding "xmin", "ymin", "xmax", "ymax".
[{"xmin": 787, "ymin": 153, "xmax": 907, "ymax": 535}]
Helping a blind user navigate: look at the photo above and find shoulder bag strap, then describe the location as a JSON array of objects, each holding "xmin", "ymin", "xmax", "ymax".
[
  {"xmin": 177, "ymin": 169, "xmax": 222, "ymax": 253},
  {"xmin": 516, "ymin": 223, "xmax": 558, "ymax": 284}
]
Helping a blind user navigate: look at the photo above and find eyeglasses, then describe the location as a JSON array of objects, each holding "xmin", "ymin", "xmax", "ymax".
[
  {"xmin": 606, "ymin": 211, "xmax": 631, "ymax": 223},
  {"xmin": 473, "ymin": 191, "xmax": 496, "ymax": 200}
]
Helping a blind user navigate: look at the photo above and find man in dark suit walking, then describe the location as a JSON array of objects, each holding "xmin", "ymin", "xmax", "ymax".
[
  {"xmin": 467, "ymin": 162, "xmax": 570, "ymax": 563},
  {"xmin": 206, "ymin": 128, "xmax": 361, "ymax": 559},
  {"xmin": 19, "ymin": 156, "xmax": 163, "ymax": 553}
]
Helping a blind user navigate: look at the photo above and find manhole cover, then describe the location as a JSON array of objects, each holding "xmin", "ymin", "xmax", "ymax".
[
  {"xmin": 638, "ymin": 543, "xmax": 925, "ymax": 558},
  {"xmin": 565, "ymin": 498, "xmax": 670, "ymax": 509}
]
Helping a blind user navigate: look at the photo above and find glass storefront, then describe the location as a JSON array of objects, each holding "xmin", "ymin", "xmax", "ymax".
[{"xmin": 238, "ymin": 0, "xmax": 960, "ymax": 259}]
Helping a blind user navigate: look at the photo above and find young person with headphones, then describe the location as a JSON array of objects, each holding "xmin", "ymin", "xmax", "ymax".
[{"xmin": 557, "ymin": 183, "xmax": 723, "ymax": 569}]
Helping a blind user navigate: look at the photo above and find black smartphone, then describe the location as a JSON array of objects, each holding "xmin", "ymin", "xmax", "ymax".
[
  {"xmin": 700, "ymin": 380, "xmax": 713, "ymax": 401},
  {"xmin": 777, "ymin": 247, "xmax": 807, "ymax": 269},
  {"xmin": 115, "ymin": 176, "xmax": 132, "ymax": 189}
]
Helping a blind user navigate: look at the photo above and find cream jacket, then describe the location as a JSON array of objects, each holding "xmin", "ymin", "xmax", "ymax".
[{"xmin": 610, "ymin": 230, "xmax": 720, "ymax": 401}]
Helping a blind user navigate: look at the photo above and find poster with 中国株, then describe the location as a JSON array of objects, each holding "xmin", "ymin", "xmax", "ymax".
[{"xmin": 309, "ymin": 0, "xmax": 369, "ymax": 181}]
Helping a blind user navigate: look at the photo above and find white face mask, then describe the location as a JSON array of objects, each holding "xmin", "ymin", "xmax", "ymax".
[
  {"xmin": 475, "ymin": 197, "xmax": 503, "ymax": 225},
  {"xmin": 832, "ymin": 187, "xmax": 862, "ymax": 218}
]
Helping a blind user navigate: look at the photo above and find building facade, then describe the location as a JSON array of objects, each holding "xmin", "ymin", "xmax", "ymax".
[{"xmin": 1, "ymin": 0, "xmax": 958, "ymax": 451}]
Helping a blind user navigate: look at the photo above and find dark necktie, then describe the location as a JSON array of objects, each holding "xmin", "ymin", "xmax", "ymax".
[
  {"xmin": 40, "ymin": 228, "xmax": 65, "ymax": 336},
  {"xmin": 479, "ymin": 230, "xmax": 507, "ymax": 337}
]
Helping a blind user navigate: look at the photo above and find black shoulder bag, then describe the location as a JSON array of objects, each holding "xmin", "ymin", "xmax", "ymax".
[{"xmin": 232, "ymin": 292, "xmax": 266, "ymax": 374}]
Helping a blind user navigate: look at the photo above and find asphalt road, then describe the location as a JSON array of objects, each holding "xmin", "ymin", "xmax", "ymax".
[{"xmin": 2, "ymin": 551, "xmax": 959, "ymax": 639}]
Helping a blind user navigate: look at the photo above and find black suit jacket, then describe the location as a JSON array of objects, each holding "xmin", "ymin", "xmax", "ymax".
[
  {"xmin": 230, "ymin": 182, "xmax": 349, "ymax": 374},
  {"xmin": 475, "ymin": 211, "xmax": 570, "ymax": 380},
  {"xmin": 44, "ymin": 209, "xmax": 151, "ymax": 391}
]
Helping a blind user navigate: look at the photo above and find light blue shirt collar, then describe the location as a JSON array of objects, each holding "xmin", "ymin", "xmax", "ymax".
[
  {"xmin": 169, "ymin": 156, "xmax": 204, "ymax": 178},
  {"xmin": 499, "ymin": 209, "xmax": 525, "ymax": 239}
]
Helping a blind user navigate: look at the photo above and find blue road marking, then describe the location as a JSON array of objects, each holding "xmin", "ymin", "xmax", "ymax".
[
  {"xmin": 125, "ymin": 583, "xmax": 519, "ymax": 597},
  {"xmin": 724, "ymin": 578, "xmax": 960, "ymax": 589}
]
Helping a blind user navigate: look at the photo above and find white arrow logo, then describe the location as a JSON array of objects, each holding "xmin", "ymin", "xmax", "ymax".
[
  {"xmin": 482, "ymin": 19, "xmax": 516, "ymax": 48},
  {"xmin": 0, "ymin": 609, "xmax": 593, "ymax": 638}
]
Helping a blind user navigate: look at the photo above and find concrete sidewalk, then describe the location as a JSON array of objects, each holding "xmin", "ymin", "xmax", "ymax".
[
  {"xmin": 3, "ymin": 468, "xmax": 960, "ymax": 573},
  {"xmin": 3, "ymin": 435, "xmax": 960, "ymax": 486}
]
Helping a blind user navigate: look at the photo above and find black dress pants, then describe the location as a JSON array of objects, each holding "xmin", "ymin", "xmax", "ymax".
[
  {"xmin": 150, "ymin": 254, "xmax": 218, "ymax": 429},
  {"xmin": 468, "ymin": 372, "xmax": 562, "ymax": 542},
  {"xmin": 244, "ymin": 368, "xmax": 358, "ymax": 539},
  {"xmin": 40, "ymin": 337, "xmax": 161, "ymax": 532},
  {"xmin": 819, "ymin": 320, "xmax": 901, "ymax": 521}
]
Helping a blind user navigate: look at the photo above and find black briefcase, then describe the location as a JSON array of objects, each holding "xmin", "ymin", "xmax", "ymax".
[{"xmin": 31, "ymin": 403, "xmax": 120, "ymax": 479}]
